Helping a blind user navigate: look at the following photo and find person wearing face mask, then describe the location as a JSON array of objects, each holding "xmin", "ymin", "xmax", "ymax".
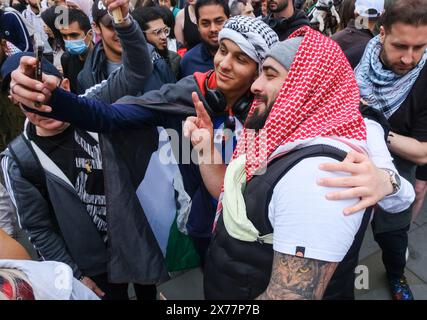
[
  {"xmin": 59, "ymin": 7, "xmax": 94, "ymax": 93},
  {"xmin": 64, "ymin": 30, "xmax": 92, "ymax": 55}
]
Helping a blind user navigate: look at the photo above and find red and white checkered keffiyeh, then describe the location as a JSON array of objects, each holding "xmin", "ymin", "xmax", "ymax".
[{"xmin": 234, "ymin": 26, "xmax": 367, "ymax": 181}]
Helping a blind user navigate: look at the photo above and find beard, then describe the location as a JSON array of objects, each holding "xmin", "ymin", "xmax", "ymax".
[
  {"xmin": 244, "ymin": 95, "xmax": 274, "ymax": 130},
  {"xmin": 203, "ymin": 37, "xmax": 219, "ymax": 55},
  {"xmin": 157, "ymin": 48, "xmax": 169, "ymax": 58},
  {"xmin": 12, "ymin": 2, "xmax": 27, "ymax": 12},
  {"xmin": 380, "ymin": 48, "xmax": 416, "ymax": 76},
  {"xmin": 269, "ymin": 0, "xmax": 289, "ymax": 13}
]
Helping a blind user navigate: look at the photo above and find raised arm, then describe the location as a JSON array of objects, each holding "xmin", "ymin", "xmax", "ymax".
[
  {"xmin": 10, "ymin": 56, "xmax": 197, "ymax": 133},
  {"xmin": 183, "ymin": 92, "xmax": 226, "ymax": 199},
  {"xmin": 47, "ymin": 88, "xmax": 166, "ymax": 132},
  {"xmin": 81, "ymin": 1, "xmax": 154, "ymax": 102},
  {"xmin": 317, "ymin": 119, "xmax": 415, "ymax": 215}
]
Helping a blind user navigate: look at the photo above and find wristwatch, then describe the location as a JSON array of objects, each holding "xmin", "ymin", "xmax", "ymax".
[{"xmin": 381, "ymin": 168, "xmax": 401, "ymax": 195}]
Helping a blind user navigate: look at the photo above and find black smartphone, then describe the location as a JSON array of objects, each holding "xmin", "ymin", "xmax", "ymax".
[
  {"xmin": 34, "ymin": 41, "xmax": 43, "ymax": 82},
  {"xmin": 34, "ymin": 39, "xmax": 44, "ymax": 107}
]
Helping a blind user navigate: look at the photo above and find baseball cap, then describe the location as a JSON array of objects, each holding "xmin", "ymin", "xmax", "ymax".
[
  {"xmin": 355, "ymin": 0, "xmax": 385, "ymax": 18},
  {"xmin": 92, "ymin": 0, "xmax": 113, "ymax": 27},
  {"xmin": 0, "ymin": 52, "xmax": 62, "ymax": 91}
]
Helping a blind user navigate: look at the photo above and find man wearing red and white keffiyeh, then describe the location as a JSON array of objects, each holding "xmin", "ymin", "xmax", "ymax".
[
  {"xmin": 201, "ymin": 26, "xmax": 415, "ymax": 300},
  {"xmin": 235, "ymin": 26, "xmax": 367, "ymax": 181}
]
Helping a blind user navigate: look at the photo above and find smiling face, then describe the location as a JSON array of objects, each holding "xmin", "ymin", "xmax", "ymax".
[
  {"xmin": 380, "ymin": 22, "xmax": 427, "ymax": 76},
  {"xmin": 246, "ymin": 57, "xmax": 288, "ymax": 129},
  {"xmin": 94, "ymin": 19, "xmax": 122, "ymax": 61},
  {"xmin": 197, "ymin": 4, "xmax": 227, "ymax": 50},
  {"xmin": 213, "ymin": 39, "xmax": 258, "ymax": 100}
]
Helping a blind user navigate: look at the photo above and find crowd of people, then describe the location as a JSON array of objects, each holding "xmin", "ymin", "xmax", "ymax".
[{"xmin": 0, "ymin": 0, "xmax": 426, "ymax": 300}]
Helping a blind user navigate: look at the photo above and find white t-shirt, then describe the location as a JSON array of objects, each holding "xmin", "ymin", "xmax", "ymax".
[
  {"xmin": 267, "ymin": 119, "xmax": 415, "ymax": 262},
  {"xmin": 268, "ymin": 138, "xmax": 366, "ymax": 262}
]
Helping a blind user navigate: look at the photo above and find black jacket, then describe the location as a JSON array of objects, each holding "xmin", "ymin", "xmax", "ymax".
[
  {"xmin": 263, "ymin": 9, "xmax": 311, "ymax": 41},
  {"xmin": 1, "ymin": 125, "xmax": 107, "ymax": 279},
  {"xmin": 1, "ymin": 123, "xmax": 169, "ymax": 284},
  {"xmin": 204, "ymin": 145, "xmax": 372, "ymax": 300},
  {"xmin": 77, "ymin": 21, "xmax": 176, "ymax": 99},
  {"xmin": 331, "ymin": 19, "xmax": 374, "ymax": 52}
]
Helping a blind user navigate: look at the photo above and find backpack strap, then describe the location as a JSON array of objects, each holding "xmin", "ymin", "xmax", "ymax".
[
  {"xmin": 7, "ymin": 134, "xmax": 48, "ymax": 199},
  {"xmin": 244, "ymin": 144, "xmax": 349, "ymax": 237}
]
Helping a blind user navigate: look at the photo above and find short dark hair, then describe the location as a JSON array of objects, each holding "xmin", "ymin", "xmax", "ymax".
[
  {"xmin": 41, "ymin": 6, "xmax": 65, "ymax": 48},
  {"xmin": 382, "ymin": 0, "xmax": 427, "ymax": 32},
  {"xmin": 134, "ymin": 0, "xmax": 156, "ymax": 9},
  {"xmin": 156, "ymin": 6, "xmax": 176, "ymax": 39},
  {"xmin": 338, "ymin": 0, "xmax": 355, "ymax": 30},
  {"xmin": 230, "ymin": 0, "xmax": 248, "ymax": 17},
  {"xmin": 131, "ymin": 7, "xmax": 164, "ymax": 31},
  {"xmin": 55, "ymin": 6, "xmax": 91, "ymax": 34},
  {"xmin": 195, "ymin": 0, "xmax": 230, "ymax": 22}
]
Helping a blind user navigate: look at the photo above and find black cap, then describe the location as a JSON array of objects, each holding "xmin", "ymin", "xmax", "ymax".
[
  {"xmin": 92, "ymin": 0, "xmax": 113, "ymax": 26},
  {"xmin": 1, "ymin": 52, "xmax": 62, "ymax": 91}
]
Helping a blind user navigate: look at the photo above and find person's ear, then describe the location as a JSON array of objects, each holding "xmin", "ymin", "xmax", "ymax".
[
  {"xmin": 379, "ymin": 26, "xmax": 386, "ymax": 45},
  {"xmin": 60, "ymin": 78, "xmax": 70, "ymax": 91}
]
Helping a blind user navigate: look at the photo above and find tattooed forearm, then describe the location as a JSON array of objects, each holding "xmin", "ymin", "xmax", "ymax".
[{"xmin": 256, "ymin": 251, "xmax": 338, "ymax": 300}]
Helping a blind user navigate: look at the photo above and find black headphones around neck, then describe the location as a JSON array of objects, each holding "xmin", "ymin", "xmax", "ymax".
[{"xmin": 204, "ymin": 71, "xmax": 253, "ymax": 123}]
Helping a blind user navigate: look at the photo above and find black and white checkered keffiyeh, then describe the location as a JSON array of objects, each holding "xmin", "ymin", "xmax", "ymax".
[{"xmin": 218, "ymin": 16, "xmax": 279, "ymax": 65}]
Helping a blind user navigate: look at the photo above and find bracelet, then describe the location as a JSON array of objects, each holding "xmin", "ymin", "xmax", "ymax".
[
  {"xmin": 78, "ymin": 274, "xmax": 86, "ymax": 281},
  {"xmin": 108, "ymin": 10, "xmax": 131, "ymax": 24}
]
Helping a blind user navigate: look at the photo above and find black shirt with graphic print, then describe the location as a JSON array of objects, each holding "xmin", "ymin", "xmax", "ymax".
[
  {"xmin": 388, "ymin": 63, "xmax": 427, "ymax": 142},
  {"xmin": 28, "ymin": 124, "xmax": 107, "ymax": 242}
]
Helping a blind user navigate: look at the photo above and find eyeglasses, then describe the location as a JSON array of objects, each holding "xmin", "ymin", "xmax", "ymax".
[{"xmin": 144, "ymin": 27, "xmax": 170, "ymax": 38}]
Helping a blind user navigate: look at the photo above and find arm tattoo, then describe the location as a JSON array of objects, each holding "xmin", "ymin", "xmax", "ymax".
[{"xmin": 256, "ymin": 251, "xmax": 338, "ymax": 300}]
